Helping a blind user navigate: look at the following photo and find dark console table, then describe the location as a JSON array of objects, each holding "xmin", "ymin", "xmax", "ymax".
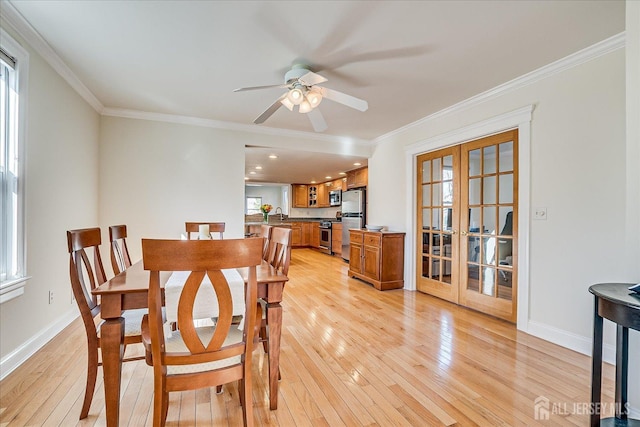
[{"xmin": 589, "ymin": 283, "xmax": 640, "ymax": 427}]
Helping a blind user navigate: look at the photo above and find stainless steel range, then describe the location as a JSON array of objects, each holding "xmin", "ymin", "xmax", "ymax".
[{"xmin": 319, "ymin": 221, "xmax": 332, "ymax": 255}]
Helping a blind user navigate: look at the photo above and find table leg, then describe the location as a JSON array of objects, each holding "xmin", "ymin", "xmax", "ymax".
[
  {"xmin": 615, "ymin": 325, "xmax": 629, "ymax": 420},
  {"xmin": 101, "ymin": 317, "xmax": 125, "ymax": 427},
  {"xmin": 591, "ymin": 299, "xmax": 603, "ymax": 427},
  {"xmin": 266, "ymin": 301, "xmax": 282, "ymax": 410}
]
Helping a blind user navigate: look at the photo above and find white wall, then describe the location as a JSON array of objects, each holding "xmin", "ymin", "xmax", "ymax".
[
  {"xmin": 370, "ymin": 33, "xmax": 639, "ymax": 412},
  {"xmin": 99, "ymin": 117, "xmax": 247, "ymax": 261},
  {"xmin": 0, "ymin": 23, "xmax": 100, "ymax": 370}
]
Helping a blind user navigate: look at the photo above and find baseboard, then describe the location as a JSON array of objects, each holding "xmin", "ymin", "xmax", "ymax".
[
  {"xmin": 527, "ymin": 319, "xmax": 617, "ymax": 364},
  {"xmin": 0, "ymin": 308, "xmax": 78, "ymax": 381}
]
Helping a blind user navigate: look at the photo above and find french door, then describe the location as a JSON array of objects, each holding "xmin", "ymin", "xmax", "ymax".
[{"xmin": 417, "ymin": 130, "xmax": 518, "ymax": 322}]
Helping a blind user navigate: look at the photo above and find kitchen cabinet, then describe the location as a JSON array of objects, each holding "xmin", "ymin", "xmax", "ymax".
[
  {"xmin": 302, "ymin": 222, "xmax": 311, "ymax": 246},
  {"xmin": 331, "ymin": 223, "xmax": 342, "ymax": 255},
  {"xmin": 307, "ymin": 185, "xmax": 318, "ymax": 207},
  {"xmin": 311, "ymin": 222, "xmax": 320, "ymax": 248},
  {"xmin": 318, "ymin": 184, "xmax": 330, "ymax": 208},
  {"xmin": 346, "ymin": 167, "xmax": 368, "ymax": 189},
  {"xmin": 290, "ymin": 222, "xmax": 302, "ymax": 246},
  {"xmin": 348, "ymin": 230, "xmax": 405, "ymax": 290},
  {"xmin": 292, "ymin": 184, "xmax": 308, "ymax": 208}
]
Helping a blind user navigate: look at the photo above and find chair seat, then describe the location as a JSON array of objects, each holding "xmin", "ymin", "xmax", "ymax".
[
  {"xmin": 97, "ymin": 308, "xmax": 161, "ymax": 337},
  {"xmin": 164, "ymin": 326, "xmax": 243, "ymax": 375}
]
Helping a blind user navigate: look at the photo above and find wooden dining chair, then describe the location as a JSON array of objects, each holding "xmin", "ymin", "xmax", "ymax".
[
  {"xmin": 67, "ymin": 227, "xmax": 146, "ymax": 419},
  {"xmin": 185, "ymin": 221, "xmax": 225, "ymax": 240},
  {"xmin": 258, "ymin": 227, "xmax": 292, "ymax": 355},
  {"xmin": 109, "ymin": 224, "xmax": 132, "ymax": 275},
  {"xmin": 260, "ymin": 224, "xmax": 272, "ymax": 260},
  {"xmin": 141, "ymin": 237, "xmax": 263, "ymax": 427}
]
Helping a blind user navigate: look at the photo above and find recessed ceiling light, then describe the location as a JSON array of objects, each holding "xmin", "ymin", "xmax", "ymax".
[
  {"xmin": 325, "ymin": 176, "xmax": 331, "ymax": 179},
  {"xmin": 310, "ymin": 180, "xmax": 316, "ymax": 184},
  {"xmin": 353, "ymin": 162, "xmax": 361, "ymax": 166},
  {"xmin": 339, "ymin": 172, "xmax": 346, "ymax": 175},
  {"xmin": 249, "ymin": 171, "xmax": 256, "ymax": 175},
  {"xmin": 269, "ymin": 155, "xmax": 278, "ymax": 159},
  {"xmin": 255, "ymin": 166, "xmax": 262, "ymax": 170},
  {"xmin": 244, "ymin": 177, "xmax": 249, "ymax": 180}
]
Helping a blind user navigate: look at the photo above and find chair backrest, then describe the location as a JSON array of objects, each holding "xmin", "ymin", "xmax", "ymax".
[
  {"xmin": 109, "ymin": 224, "xmax": 132, "ymax": 275},
  {"xmin": 142, "ymin": 238, "xmax": 262, "ymax": 368},
  {"xmin": 260, "ymin": 224, "xmax": 272, "ymax": 260},
  {"xmin": 265, "ymin": 226, "xmax": 292, "ymax": 276},
  {"xmin": 67, "ymin": 227, "xmax": 107, "ymax": 336},
  {"xmin": 185, "ymin": 222, "xmax": 225, "ymax": 240}
]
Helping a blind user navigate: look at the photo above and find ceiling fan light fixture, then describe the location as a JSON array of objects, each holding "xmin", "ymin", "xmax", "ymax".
[
  {"xmin": 298, "ymin": 99, "xmax": 312, "ymax": 114},
  {"xmin": 280, "ymin": 96, "xmax": 294, "ymax": 111},
  {"xmin": 306, "ymin": 88, "xmax": 323, "ymax": 107},
  {"xmin": 287, "ymin": 86, "xmax": 304, "ymax": 105}
]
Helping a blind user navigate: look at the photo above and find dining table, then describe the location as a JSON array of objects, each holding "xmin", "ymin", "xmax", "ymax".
[{"xmin": 92, "ymin": 258, "xmax": 288, "ymax": 427}]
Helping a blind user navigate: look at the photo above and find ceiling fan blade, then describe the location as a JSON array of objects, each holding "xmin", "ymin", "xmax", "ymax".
[
  {"xmin": 254, "ymin": 94, "xmax": 287, "ymax": 124},
  {"xmin": 307, "ymin": 108, "xmax": 328, "ymax": 132},
  {"xmin": 318, "ymin": 87, "xmax": 368, "ymax": 112},
  {"xmin": 234, "ymin": 83, "xmax": 287, "ymax": 92},
  {"xmin": 298, "ymin": 71, "xmax": 328, "ymax": 87}
]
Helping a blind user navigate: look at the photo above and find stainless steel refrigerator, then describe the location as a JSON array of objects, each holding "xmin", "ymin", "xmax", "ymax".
[{"xmin": 341, "ymin": 189, "xmax": 365, "ymax": 261}]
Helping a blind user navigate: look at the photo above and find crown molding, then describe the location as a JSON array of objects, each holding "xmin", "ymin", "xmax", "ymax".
[
  {"xmin": 1, "ymin": 1, "xmax": 104, "ymax": 113},
  {"xmin": 101, "ymin": 107, "xmax": 373, "ymax": 147},
  {"xmin": 374, "ymin": 31, "xmax": 626, "ymax": 145}
]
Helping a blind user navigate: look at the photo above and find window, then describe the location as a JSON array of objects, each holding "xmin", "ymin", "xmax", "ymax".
[
  {"xmin": 246, "ymin": 197, "xmax": 262, "ymax": 215},
  {"xmin": 1, "ymin": 30, "xmax": 29, "ymax": 304}
]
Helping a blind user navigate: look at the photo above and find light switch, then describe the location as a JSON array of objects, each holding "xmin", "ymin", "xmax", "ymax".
[{"xmin": 533, "ymin": 207, "xmax": 547, "ymax": 220}]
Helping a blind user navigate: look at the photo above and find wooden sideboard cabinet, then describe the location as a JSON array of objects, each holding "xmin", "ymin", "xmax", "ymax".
[{"xmin": 348, "ymin": 230, "xmax": 405, "ymax": 290}]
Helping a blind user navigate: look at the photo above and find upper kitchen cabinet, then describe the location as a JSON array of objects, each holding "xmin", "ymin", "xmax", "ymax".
[
  {"xmin": 346, "ymin": 167, "xmax": 368, "ymax": 189},
  {"xmin": 292, "ymin": 184, "xmax": 308, "ymax": 208},
  {"xmin": 318, "ymin": 184, "xmax": 330, "ymax": 208}
]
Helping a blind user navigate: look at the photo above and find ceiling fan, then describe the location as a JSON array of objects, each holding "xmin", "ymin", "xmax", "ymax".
[{"xmin": 233, "ymin": 64, "xmax": 368, "ymax": 132}]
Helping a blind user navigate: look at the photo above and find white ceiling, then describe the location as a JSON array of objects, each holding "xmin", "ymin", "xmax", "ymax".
[{"xmin": 4, "ymin": 0, "xmax": 625, "ymax": 183}]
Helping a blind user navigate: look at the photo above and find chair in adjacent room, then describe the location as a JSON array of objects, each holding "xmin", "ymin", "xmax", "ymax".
[
  {"xmin": 67, "ymin": 227, "xmax": 146, "ymax": 419},
  {"xmin": 141, "ymin": 237, "xmax": 263, "ymax": 427},
  {"xmin": 185, "ymin": 221, "xmax": 225, "ymax": 240},
  {"xmin": 109, "ymin": 224, "xmax": 132, "ymax": 275},
  {"xmin": 258, "ymin": 227, "xmax": 291, "ymax": 355}
]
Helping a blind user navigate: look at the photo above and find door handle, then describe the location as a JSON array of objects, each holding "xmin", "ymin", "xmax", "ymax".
[
  {"xmin": 451, "ymin": 230, "xmax": 457, "ymax": 235},
  {"xmin": 461, "ymin": 230, "xmax": 468, "ymax": 236}
]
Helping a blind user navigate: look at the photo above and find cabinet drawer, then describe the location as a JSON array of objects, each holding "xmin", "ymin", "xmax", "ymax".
[
  {"xmin": 364, "ymin": 234, "xmax": 381, "ymax": 246},
  {"xmin": 350, "ymin": 231, "xmax": 363, "ymax": 244}
]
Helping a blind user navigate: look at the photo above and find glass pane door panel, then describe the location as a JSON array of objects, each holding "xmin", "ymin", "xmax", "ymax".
[
  {"xmin": 469, "ymin": 207, "xmax": 481, "ymax": 232},
  {"xmin": 432, "ymin": 208, "xmax": 441, "ymax": 230},
  {"xmin": 469, "ymin": 178, "xmax": 481, "ymax": 204},
  {"xmin": 443, "ymin": 208, "xmax": 453, "ymax": 231},
  {"xmin": 499, "ymin": 141, "xmax": 514, "ymax": 172},
  {"xmin": 469, "ymin": 149, "xmax": 481, "ymax": 176},
  {"xmin": 482, "ymin": 237, "xmax": 497, "ymax": 265},
  {"xmin": 443, "ymin": 155, "xmax": 453, "ymax": 169},
  {"xmin": 422, "ymin": 184, "xmax": 431, "ymax": 206},
  {"xmin": 498, "ymin": 207, "xmax": 513, "ymax": 235},
  {"xmin": 468, "ymin": 237, "xmax": 480, "ymax": 262},
  {"xmin": 467, "ymin": 265, "xmax": 479, "ymax": 292},
  {"xmin": 433, "ymin": 158, "xmax": 441, "ymax": 179},
  {"xmin": 443, "ymin": 180, "xmax": 453, "ymax": 206},
  {"xmin": 422, "ymin": 208, "xmax": 431, "ymax": 229},
  {"xmin": 499, "ymin": 174, "xmax": 513, "ymax": 203},
  {"xmin": 498, "ymin": 237, "xmax": 513, "ymax": 263},
  {"xmin": 422, "ymin": 161, "xmax": 431, "ymax": 183},
  {"xmin": 431, "ymin": 233, "xmax": 441, "ymax": 254},
  {"xmin": 483, "ymin": 146, "xmax": 496, "ymax": 174},
  {"xmin": 421, "ymin": 255, "xmax": 430, "ymax": 278},
  {"xmin": 481, "ymin": 267, "xmax": 496, "ymax": 296},
  {"xmin": 483, "ymin": 176, "xmax": 496, "ymax": 204},
  {"xmin": 442, "ymin": 260, "xmax": 452, "ymax": 283},
  {"xmin": 483, "ymin": 206, "xmax": 496, "ymax": 234},
  {"xmin": 432, "ymin": 182, "xmax": 442, "ymax": 205}
]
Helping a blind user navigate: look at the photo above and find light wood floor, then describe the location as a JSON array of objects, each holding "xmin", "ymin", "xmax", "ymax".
[{"xmin": 0, "ymin": 248, "xmax": 616, "ymax": 426}]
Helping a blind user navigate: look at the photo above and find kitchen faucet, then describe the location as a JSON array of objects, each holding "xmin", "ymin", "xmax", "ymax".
[{"xmin": 275, "ymin": 206, "xmax": 283, "ymax": 221}]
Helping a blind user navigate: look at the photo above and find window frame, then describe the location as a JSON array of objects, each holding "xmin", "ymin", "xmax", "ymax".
[
  {"xmin": 246, "ymin": 196, "xmax": 262, "ymax": 215},
  {"xmin": 0, "ymin": 29, "xmax": 29, "ymax": 304}
]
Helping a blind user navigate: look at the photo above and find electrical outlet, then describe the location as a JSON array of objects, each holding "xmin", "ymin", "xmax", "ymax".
[{"xmin": 49, "ymin": 290, "xmax": 54, "ymax": 304}]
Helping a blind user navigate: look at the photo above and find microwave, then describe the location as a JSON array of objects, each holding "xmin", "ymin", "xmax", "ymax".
[{"xmin": 329, "ymin": 190, "xmax": 342, "ymax": 207}]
